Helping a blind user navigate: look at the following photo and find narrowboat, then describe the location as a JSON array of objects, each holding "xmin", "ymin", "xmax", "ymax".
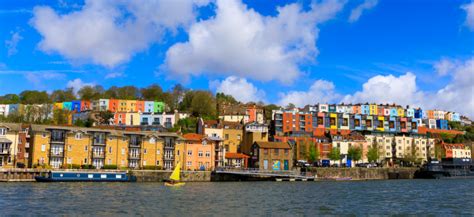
[
  {"xmin": 414, "ymin": 158, "xmax": 474, "ymax": 179},
  {"xmin": 35, "ymin": 171, "xmax": 136, "ymax": 182}
]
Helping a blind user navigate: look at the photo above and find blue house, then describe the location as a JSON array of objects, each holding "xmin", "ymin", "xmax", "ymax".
[
  {"xmin": 389, "ymin": 116, "xmax": 397, "ymax": 132},
  {"xmin": 8, "ymin": 104, "xmax": 19, "ymax": 114},
  {"xmin": 390, "ymin": 108, "xmax": 398, "ymax": 117},
  {"xmin": 411, "ymin": 118, "xmax": 419, "ymax": 133},
  {"xmin": 71, "ymin": 100, "xmax": 81, "ymax": 112},
  {"xmin": 361, "ymin": 105, "xmax": 370, "ymax": 115},
  {"xmin": 63, "ymin": 102, "xmax": 72, "ymax": 111},
  {"xmin": 354, "ymin": 114, "xmax": 363, "ymax": 130},
  {"xmin": 414, "ymin": 109, "xmax": 423, "ymax": 119},
  {"xmin": 436, "ymin": 119, "xmax": 448, "ymax": 130}
]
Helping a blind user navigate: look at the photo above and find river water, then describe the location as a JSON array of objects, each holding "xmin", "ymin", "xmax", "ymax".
[{"xmin": 1, "ymin": 179, "xmax": 473, "ymax": 216}]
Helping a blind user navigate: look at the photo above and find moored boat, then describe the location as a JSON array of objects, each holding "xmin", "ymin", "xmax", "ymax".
[
  {"xmin": 414, "ymin": 158, "xmax": 474, "ymax": 179},
  {"xmin": 35, "ymin": 171, "xmax": 136, "ymax": 182}
]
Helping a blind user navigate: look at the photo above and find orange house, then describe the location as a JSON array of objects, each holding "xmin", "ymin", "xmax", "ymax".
[
  {"xmin": 182, "ymin": 133, "xmax": 215, "ymax": 171},
  {"xmin": 81, "ymin": 100, "xmax": 91, "ymax": 111},
  {"xmin": 135, "ymin": 100, "xmax": 145, "ymax": 113},
  {"xmin": 113, "ymin": 112, "xmax": 126, "ymax": 125},
  {"xmin": 109, "ymin": 99, "xmax": 119, "ymax": 113},
  {"xmin": 427, "ymin": 110, "xmax": 435, "ymax": 119}
]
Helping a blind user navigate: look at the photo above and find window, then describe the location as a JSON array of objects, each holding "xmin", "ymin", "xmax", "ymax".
[
  {"xmin": 0, "ymin": 128, "xmax": 5, "ymax": 135},
  {"xmin": 85, "ymin": 146, "xmax": 88, "ymax": 151},
  {"xmin": 41, "ymin": 144, "xmax": 46, "ymax": 152},
  {"xmin": 109, "ymin": 147, "xmax": 112, "ymax": 153},
  {"xmin": 75, "ymin": 133, "xmax": 82, "ymax": 140},
  {"xmin": 144, "ymin": 149, "xmax": 147, "ymax": 154},
  {"xmin": 187, "ymin": 161, "xmax": 192, "ymax": 167},
  {"xmin": 188, "ymin": 150, "xmax": 192, "ymax": 156},
  {"xmin": 122, "ymin": 148, "xmax": 125, "ymax": 155},
  {"xmin": 225, "ymin": 134, "xmax": 229, "ymax": 140},
  {"xmin": 143, "ymin": 160, "xmax": 147, "ymax": 166},
  {"xmin": 156, "ymin": 161, "xmax": 160, "ymax": 165},
  {"xmin": 121, "ymin": 160, "xmax": 125, "ymax": 166},
  {"xmin": 198, "ymin": 151, "xmax": 203, "ymax": 157},
  {"xmin": 157, "ymin": 150, "xmax": 161, "ymax": 155},
  {"xmin": 274, "ymin": 149, "xmax": 279, "ymax": 155},
  {"xmin": 42, "ymin": 132, "xmax": 47, "ymax": 138},
  {"xmin": 84, "ymin": 158, "xmax": 88, "ymax": 164},
  {"xmin": 264, "ymin": 149, "xmax": 268, "ymax": 154},
  {"xmin": 149, "ymin": 138, "xmax": 155, "ymax": 143},
  {"xmin": 237, "ymin": 134, "xmax": 241, "ymax": 140},
  {"xmin": 205, "ymin": 151, "xmax": 210, "ymax": 157},
  {"xmin": 68, "ymin": 145, "xmax": 72, "ymax": 151},
  {"xmin": 177, "ymin": 150, "xmax": 180, "ymax": 156},
  {"xmin": 67, "ymin": 158, "xmax": 72, "ymax": 164}
]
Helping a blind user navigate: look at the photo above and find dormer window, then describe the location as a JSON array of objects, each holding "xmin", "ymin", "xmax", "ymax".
[
  {"xmin": 0, "ymin": 128, "xmax": 6, "ymax": 136},
  {"xmin": 75, "ymin": 133, "xmax": 82, "ymax": 140}
]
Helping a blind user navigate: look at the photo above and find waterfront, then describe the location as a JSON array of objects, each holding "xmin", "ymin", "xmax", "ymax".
[{"xmin": 1, "ymin": 180, "xmax": 474, "ymax": 216}]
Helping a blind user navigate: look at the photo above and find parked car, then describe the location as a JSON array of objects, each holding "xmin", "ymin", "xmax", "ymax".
[{"xmin": 356, "ymin": 163, "xmax": 371, "ymax": 168}]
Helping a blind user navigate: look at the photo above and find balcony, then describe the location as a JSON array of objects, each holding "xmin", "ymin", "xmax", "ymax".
[
  {"xmin": 129, "ymin": 141, "xmax": 141, "ymax": 147},
  {"xmin": 140, "ymin": 122, "xmax": 149, "ymax": 126},
  {"xmin": 164, "ymin": 145, "xmax": 174, "ymax": 150},
  {"xmin": 152, "ymin": 121, "xmax": 161, "ymax": 125},
  {"xmin": 50, "ymin": 152, "xmax": 64, "ymax": 157},
  {"xmin": 92, "ymin": 140, "xmax": 106, "ymax": 146},
  {"xmin": 164, "ymin": 155, "xmax": 174, "ymax": 161},
  {"xmin": 0, "ymin": 149, "xmax": 10, "ymax": 155},
  {"xmin": 50, "ymin": 137, "xmax": 65, "ymax": 143},
  {"xmin": 128, "ymin": 155, "xmax": 140, "ymax": 160},
  {"xmin": 25, "ymin": 142, "xmax": 30, "ymax": 148},
  {"xmin": 92, "ymin": 152, "xmax": 105, "ymax": 159}
]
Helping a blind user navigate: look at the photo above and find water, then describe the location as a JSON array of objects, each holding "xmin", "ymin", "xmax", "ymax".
[{"xmin": 1, "ymin": 179, "xmax": 474, "ymax": 216}]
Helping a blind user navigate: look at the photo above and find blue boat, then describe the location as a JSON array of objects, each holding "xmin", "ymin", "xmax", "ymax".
[{"xmin": 35, "ymin": 171, "xmax": 136, "ymax": 182}]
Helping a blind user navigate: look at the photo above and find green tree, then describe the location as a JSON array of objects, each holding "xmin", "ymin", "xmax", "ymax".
[
  {"xmin": 0, "ymin": 94, "xmax": 20, "ymax": 104},
  {"xmin": 216, "ymin": 92, "xmax": 238, "ymax": 104},
  {"xmin": 347, "ymin": 146, "xmax": 362, "ymax": 162},
  {"xmin": 328, "ymin": 147, "xmax": 341, "ymax": 162},
  {"xmin": 78, "ymin": 85, "xmax": 104, "ymax": 100},
  {"xmin": 50, "ymin": 88, "xmax": 76, "ymax": 102},
  {"xmin": 299, "ymin": 141, "xmax": 308, "ymax": 161},
  {"xmin": 367, "ymin": 140, "xmax": 379, "ymax": 163},
  {"xmin": 20, "ymin": 90, "xmax": 50, "ymax": 104},
  {"xmin": 116, "ymin": 86, "xmax": 140, "ymax": 100},
  {"xmin": 170, "ymin": 117, "xmax": 198, "ymax": 133},
  {"xmin": 308, "ymin": 143, "xmax": 320, "ymax": 163},
  {"xmin": 52, "ymin": 109, "xmax": 71, "ymax": 125},
  {"xmin": 264, "ymin": 104, "xmax": 280, "ymax": 123},
  {"xmin": 190, "ymin": 91, "xmax": 216, "ymax": 118},
  {"xmin": 141, "ymin": 84, "xmax": 164, "ymax": 101},
  {"xmin": 94, "ymin": 111, "xmax": 114, "ymax": 125}
]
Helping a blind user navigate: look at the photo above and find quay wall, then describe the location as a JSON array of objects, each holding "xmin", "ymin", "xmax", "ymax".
[
  {"xmin": 311, "ymin": 168, "xmax": 418, "ymax": 180},
  {"xmin": 131, "ymin": 170, "xmax": 212, "ymax": 182}
]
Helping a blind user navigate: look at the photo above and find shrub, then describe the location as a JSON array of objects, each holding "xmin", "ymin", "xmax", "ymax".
[
  {"xmin": 142, "ymin": 165, "xmax": 161, "ymax": 170},
  {"xmin": 103, "ymin": 165, "xmax": 118, "ymax": 169},
  {"xmin": 82, "ymin": 165, "xmax": 96, "ymax": 169}
]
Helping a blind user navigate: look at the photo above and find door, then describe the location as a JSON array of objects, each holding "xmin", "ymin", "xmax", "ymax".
[
  {"xmin": 263, "ymin": 160, "xmax": 268, "ymax": 170},
  {"xmin": 284, "ymin": 160, "xmax": 289, "ymax": 170}
]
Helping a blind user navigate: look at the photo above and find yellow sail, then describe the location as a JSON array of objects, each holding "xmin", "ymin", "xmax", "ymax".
[{"xmin": 169, "ymin": 162, "xmax": 181, "ymax": 181}]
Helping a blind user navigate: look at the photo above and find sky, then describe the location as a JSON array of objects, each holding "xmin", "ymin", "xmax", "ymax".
[{"xmin": 0, "ymin": 0, "xmax": 473, "ymax": 118}]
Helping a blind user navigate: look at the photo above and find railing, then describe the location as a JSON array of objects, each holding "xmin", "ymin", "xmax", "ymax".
[
  {"xmin": 216, "ymin": 167, "xmax": 299, "ymax": 175},
  {"xmin": 129, "ymin": 141, "xmax": 141, "ymax": 147},
  {"xmin": 128, "ymin": 154, "xmax": 140, "ymax": 160},
  {"xmin": 93, "ymin": 140, "xmax": 106, "ymax": 146},
  {"xmin": 164, "ymin": 155, "xmax": 174, "ymax": 160},
  {"xmin": 50, "ymin": 137, "xmax": 65, "ymax": 143},
  {"xmin": 92, "ymin": 152, "xmax": 105, "ymax": 158},
  {"xmin": 0, "ymin": 149, "xmax": 10, "ymax": 155},
  {"xmin": 50, "ymin": 152, "xmax": 64, "ymax": 157},
  {"xmin": 25, "ymin": 142, "xmax": 30, "ymax": 148}
]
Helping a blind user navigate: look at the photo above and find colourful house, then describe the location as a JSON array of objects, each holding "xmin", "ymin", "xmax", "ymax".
[
  {"xmin": 125, "ymin": 100, "xmax": 136, "ymax": 112},
  {"xmin": 361, "ymin": 104, "xmax": 370, "ymax": 115},
  {"xmin": 406, "ymin": 108, "xmax": 414, "ymax": 118},
  {"xmin": 71, "ymin": 100, "xmax": 81, "ymax": 112},
  {"xmin": 99, "ymin": 99, "xmax": 109, "ymax": 111},
  {"xmin": 154, "ymin": 102, "xmax": 165, "ymax": 113},
  {"xmin": 135, "ymin": 100, "xmax": 145, "ymax": 112},
  {"xmin": 113, "ymin": 112, "xmax": 126, "ymax": 125},
  {"xmin": 329, "ymin": 113, "xmax": 338, "ymax": 129},
  {"xmin": 144, "ymin": 101, "xmax": 154, "ymax": 113},
  {"xmin": 328, "ymin": 104, "xmax": 337, "ymax": 113},
  {"xmin": 118, "ymin": 100, "xmax": 127, "ymax": 112},
  {"xmin": 125, "ymin": 112, "xmax": 140, "ymax": 125},
  {"xmin": 389, "ymin": 116, "xmax": 397, "ymax": 132},
  {"xmin": 81, "ymin": 100, "xmax": 91, "ymax": 111},
  {"xmin": 317, "ymin": 112, "xmax": 325, "ymax": 128},
  {"xmin": 427, "ymin": 110, "xmax": 435, "ymax": 119},
  {"xmin": 383, "ymin": 108, "xmax": 390, "ymax": 116},
  {"xmin": 400, "ymin": 117, "xmax": 408, "ymax": 133},
  {"xmin": 390, "ymin": 108, "xmax": 398, "ymax": 116},
  {"xmin": 354, "ymin": 114, "xmax": 362, "ymax": 131},
  {"xmin": 397, "ymin": 107, "xmax": 405, "ymax": 117},
  {"xmin": 181, "ymin": 133, "xmax": 215, "ymax": 171},
  {"xmin": 377, "ymin": 105, "xmax": 385, "ymax": 116},
  {"xmin": 410, "ymin": 119, "xmax": 418, "ymax": 133},
  {"xmin": 376, "ymin": 116, "xmax": 385, "ymax": 131},
  {"xmin": 366, "ymin": 116, "xmax": 373, "ymax": 131},
  {"xmin": 369, "ymin": 104, "xmax": 378, "ymax": 115},
  {"xmin": 352, "ymin": 105, "xmax": 361, "ymax": 114},
  {"xmin": 54, "ymin": 102, "xmax": 63, "ymax": 110},
  {"xmin": 414, "ymin": 109, "xmax": 423, "ymax": 119},
  {"xmin": 62, "ymin": 102, "xmax": 72, "ymax": 111}
]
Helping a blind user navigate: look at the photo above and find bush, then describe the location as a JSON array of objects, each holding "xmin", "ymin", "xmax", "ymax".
[
  {"xmin": 81, "ymin": 165, "xmax": 96, "ymax": 169},
  {"xmin": 69, "ymin": 164, "xmax": 81, "ymax": 169},
  {"xmin": 142, "ymin": 165, "xmax": 162, "ymax": 170},
  {"xmin": 103, "ymin": 165, "xmax": 118, "ymax": 169}
]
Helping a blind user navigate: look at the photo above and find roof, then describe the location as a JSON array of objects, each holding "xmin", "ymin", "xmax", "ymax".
[
  {"xmin": 254, "ymin": 141, "xmax": 291, "ymax": 149},
  {"xmin": 183, "ymin": 133, "xmax": 203, "ymax": 141},
  {"xmin": 0, "ymin": 123, "xmax": 22, "ymax": 131},
  {"xmin": 225, "ymin": 153, "xmax": 249, "ymax": 159},
  {"xmin": 0, "ymin": 138, "xmax": 12, "ymax": 143}
]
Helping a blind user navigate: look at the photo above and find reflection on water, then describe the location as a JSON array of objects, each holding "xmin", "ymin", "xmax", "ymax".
[{"xmin": 1, "ymin": 180, "xmax": 474, "ymax": 216}]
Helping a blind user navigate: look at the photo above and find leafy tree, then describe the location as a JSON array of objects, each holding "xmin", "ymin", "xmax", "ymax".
[
  {"xmin": 78, "ymin": 85, "xmax": 104, "ymax": 100},
  {"xmin": 347, "ymin": 146, "xmax": 362, "ymax": 162},
  {"xmin": 190, "ymin": 91, "xmax": 216, "ymax": 118},
  {"xmin": 0, "ymin": 94, "xmax": 20, "ymax": 104},
  {"xmin": 20, "ymin": 90, "xmax": 50, "ymax": 104},
  {"xmin": 50, "ymin": 88, "xmax": 76, "ymax": 102},
  {"xmin": 328, "ymin": 147, "xmax": 341, "ymax": 162},
  {"xmin": 367, "ymin": 140, "xmax": 379, "ymax": 163},
  {"xmin": 141, "ymin": 84, "xmax": 164, "ymax": 101},
  {"xmin": 264, "ymin": 104, "xmax": 280, "ymax": 122},
  {"xmin": 170, "ymin": 117, "xmax": 198, "ymax": 133},
  {"xmin": 286, "ymin": 103, "xmax": 296, "ymax": 110},
  {"xmin": 52, "ymin": 109, "xmax": 71, "ymax": 125},
  {"xmin": 308, "ymin": 143, "xmax": 320, "ymax": 163},
  {"xmin": 216, "ymin": 92, "xmax": 238, "ymax": 104},
  {"xmin": 299, "ymin": 141, "xmax": 308, "ymax": 160},
  {"xmin": 179, "ymin": 91, "xmax": 195, "ymax": 112},
  {"xmin": 116, "ymin": 86, "xmax": 140, "ymax": 100},
  {"xmin": 94, "ymin": 111, "xmax": 114, "ymax": 125}
]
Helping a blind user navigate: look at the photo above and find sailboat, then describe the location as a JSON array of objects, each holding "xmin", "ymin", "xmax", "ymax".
[{"xmin": 164, "ymin": 162, "xmax": 185, "ymax": 187}]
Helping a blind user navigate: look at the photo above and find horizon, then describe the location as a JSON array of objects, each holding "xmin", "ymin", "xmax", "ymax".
[{"xmin": 0, "ymin": 0, "xmax": 473, "ymax": 118}]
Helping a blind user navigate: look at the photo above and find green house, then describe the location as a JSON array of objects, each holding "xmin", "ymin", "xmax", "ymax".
[{"xmin": 153, "ymin": 102, "xmax": 165, "ymax": 113}]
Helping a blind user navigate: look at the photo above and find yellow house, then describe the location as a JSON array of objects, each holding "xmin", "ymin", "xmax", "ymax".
[
  {"xmin": 377, "ymin": 116, "xmax": 385, "ymax": 131},
  {"xmin": 222, "ymin": 122, "xmax": 243, "ymax": 153},
  {"xmin": 126, "ymin": 100, "xmax": 137, "ymax": 112},
  {"xmin": 0, "ymin": 123, "xmax": 21, "ymax": 168},
  {"xmin": 369, "ymin": 104, "xmax": 378, "ymax": 115},
  {"xmin": 141, "ymin": 135, "xmax": 164, "ymax": 168},
  {"xmin": 330, "ymin": 113, "xmax": 338, "ymax": 130},
  {"xmin": 65, "ymin": 129, "xmax": 91, "ymax": 167},
  {"xmin": 53, "ymin": 102, "xmax": 63, "ymax": 110},
  {"xmin": 397, "ymin": 107, "xmax": 405, "ymax": 117},
  {"xmin": 118, "ymin": 100, "xmax": 127, "ymax": 112},
  {"xmin": 125, "ymin": 112, "xmax": 140, "ymax": 126}
]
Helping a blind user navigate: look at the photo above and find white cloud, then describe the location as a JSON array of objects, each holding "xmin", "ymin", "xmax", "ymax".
[
  {"xmin": 5, "ymin": 30, "xmax": 23, "ymax": 56},
  {"xmin": 278, "ymin": 80, "xmax": 341, "ymax": 107},
  {"xmin": 348, "ymin": 0, "xmax": 378, "ymax": 23},
  {"xmin": 67, "ymin": 78, "xmax": 95, "ymax": 94},
  {"xmin": 24, "ymin": 71, "xmax": 66, "ymax": 88},
  {"xmin": 341, "ymin": 58, "xmax": 474, "ymax": 118},
  {"xmin": 342, "ymin": 72, "xmax": 424, "ymax": 106},
  {"xmin": 434, "ymin": 58, "xmax": 456, "ymax": 76},
  {"xmin": 165, "ymin": 0, "xmax": 345, "ymax": 84},
  {"xmin": 211, "ymin": 76, "xmax": 265, "ymax": 103},
  {"xmin": 31, "ymin": 0, "xmax": 210, "ymax": 67},
  {"xmin": 461, "ymin": 0, "xmax": 474, "ymax": 30},
  {"xmin": 105, "ymin": 72, "xmax": 124, "ymax": 79}
]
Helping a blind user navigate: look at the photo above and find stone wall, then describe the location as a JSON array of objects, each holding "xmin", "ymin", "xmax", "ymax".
[
  {"xmin": 131, "ymin": 170, "xmax": 212, "ymax": 182},
  {"xmin": 311, "ymin": 167, "xmax": 418, "ymax": 180}
]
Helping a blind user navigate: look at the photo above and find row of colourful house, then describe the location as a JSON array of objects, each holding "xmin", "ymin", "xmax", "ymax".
[
  {"xmin": 53, "ymin": 99, "xmax": 166, "ymax": 113},
  {"xmin": 272, "ymin": 109, "xmax": 464, "ymax": 136},
  {"xmin": 302, "ymin": 103, "xmax": 462, "ymax": 122}
]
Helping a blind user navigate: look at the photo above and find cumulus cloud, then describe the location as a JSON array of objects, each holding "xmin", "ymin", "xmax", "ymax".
[
  {"xmin": 461, "ymin": 0, "xmax": 474, "ymax": 30},
  {"xmin": 348, "ymin": 0, "xmax": 378, "ymax": 23},
  {"xmin": 105, "ymin": 72, "xmax": 124, "ymax": 79},
  {"xmin": 342, "ymin": 58, "xmax": 474, "ymax": 118},
  {"xmin": 67, "ymin": 78, "xmax": 95, "ymax": 94},
  {"xmin": 278, "ymin": 80, "xmax": 341, "ymax": 107},
  {"xmin": 434, "ymin": 58, "xmax": 456, "ymax": 76},
  {"xmin": 211, "ymin": 76, "xmax": 265, "ymax": 103},
  {"xmin": 165, "ymin": 0, "xmax": 345, "ymax": 84},
  {"xmin": 31, "ymin": 0, "xmax": 210, "ymax": 67},
  {"xmin": 5, "ymin": 30, "xmax": 23, "ymax": 56}
]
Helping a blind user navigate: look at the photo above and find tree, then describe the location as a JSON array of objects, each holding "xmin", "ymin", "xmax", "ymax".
[
  {"xmin": 308, "ymin": 143, "xmax": 320, "ymax": 163},
  {"xmin": 52, "ymin": 109, "xmax": 71, "ymax": 125},
  {"xmin": 116, "ymin": 86, "xmax": 139, "ymax": 100},
  {"xmin": 94, "ymin": 111, "xmax": 114, "ymax": 125},
  {"xmin": 170, "ymin": 117, "xmax": 198, "ymax": 133},
  {"xmin": 216, "ymin": 92, "xmax": 238, "ymax": 104},
  {"xmin": 141, "ymin": 84, "xmax": 164, "ymax": 101},
  {"xmin": 0, "ymin": 94, "xmax": 20, "ymax": 104},
  {"xmin": 264, "ymin": 104, "xmax": 280, "ymax": 123},
  {"xmin": 179, "ymin": 91, "xmax": 195, "ymax": 112},
  {"xmin": 286, "ymin": 103, "xmax": 296, "ymax": 110},
  {"xmin": 190, "ymin": 91, "xmax": 216, "ymax": 118},
  {"xmin": 299, "ymin": 141, "xmax": 308, "ymax": 161},
  {"xmin": 78, "ymin": 85, "xmax": 104, "ymax": 100},
  {"xmin": 347, "ymin": 146, "xmax": 362, "ymax": 163},
  {"xmin": 20, "ymin": 90, "xmax": 50, "ymax": 104},
  {"xmin": 367, "ymin": 140, "xmax": 379, "ymax": 163},
  {"xmin": 328, "ymin": 147, "xmax": 341, "ymax": 163},
  {"xmin": 50, "ymin": 88, "xmax": 76, "ymax": 102}
]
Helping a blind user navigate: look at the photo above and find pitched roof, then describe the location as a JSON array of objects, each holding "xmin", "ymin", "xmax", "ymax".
[
  {"xmin": 225, "ymin": 153, "xmax": 249, "ymax": 159},
  {"xmin": 183, "ymin": 133, "xmax": 203, "ymax": 141},
  {"xmin": 254, "ymin": 141, "xmax": 291, "ymax": 149}
]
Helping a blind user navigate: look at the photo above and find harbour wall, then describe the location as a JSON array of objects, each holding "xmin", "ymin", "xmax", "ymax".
[
  {"xmin": 131, "ymin": 170, "xmax": 212, "ymax": 182},
  {"xmin": 311, "ymin": 168, "xmax": 418, "ymax": 180}
]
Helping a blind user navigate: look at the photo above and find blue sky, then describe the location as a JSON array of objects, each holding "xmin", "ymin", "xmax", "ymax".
[{"xmin": 0, "ymin": 0, "xmax": 473, "ymax": 116}]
